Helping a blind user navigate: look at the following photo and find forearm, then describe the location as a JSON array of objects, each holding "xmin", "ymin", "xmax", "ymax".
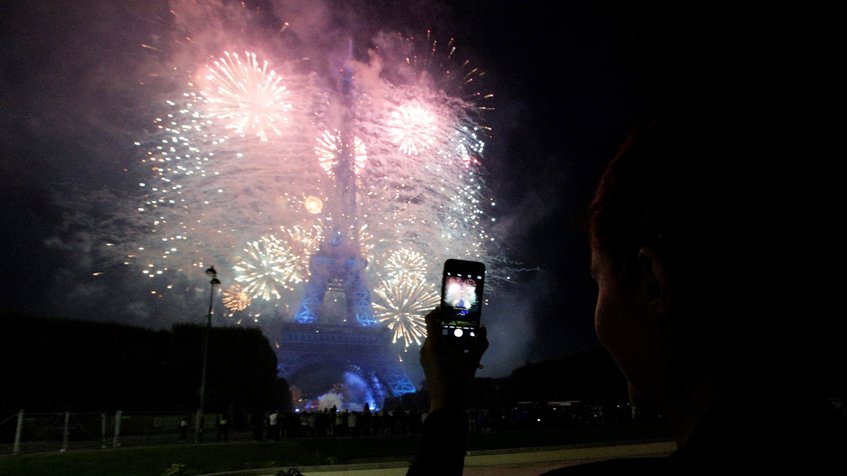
[{"xmin": 406, "ymin": 407, "xmax": 468, "ymax": 476}]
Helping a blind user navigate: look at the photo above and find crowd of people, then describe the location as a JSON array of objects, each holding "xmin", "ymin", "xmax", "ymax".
[
  {"xmin": 246, "ymin": 406, "xmax": 428, "ymax": 440},
  {"xmin": 187, "ymin": 398, "xmax": 651, "ymax": 443}
]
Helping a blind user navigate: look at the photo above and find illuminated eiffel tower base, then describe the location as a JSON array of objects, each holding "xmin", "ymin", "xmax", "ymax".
[
  {"xmin": 277, "ymin": 56, "xmax": 416, "ymax": 410},
  {"xmin": 276, "ymin": 246, "xmax": 417, "ymax": 410}
]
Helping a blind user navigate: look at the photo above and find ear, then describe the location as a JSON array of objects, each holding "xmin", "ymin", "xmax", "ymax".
[{"xmin": 637, "ymin": 247, "xmax": 672, "ymax": 321}]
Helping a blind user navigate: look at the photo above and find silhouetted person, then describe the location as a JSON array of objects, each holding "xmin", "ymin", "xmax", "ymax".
[
  {"xmin": 267, "ymin": 410, "xmax": 279, "ymax": 441},
  {"xmin": 216, "ymin": 413, "xmax": 229, "ymax": 442},
  {"xmin": 360, "ymin": 404, "xmax": 372, "ymax": 436},
  {"xmin": 251, "ymin": 410, "xmax": 264, "ymax": 441},
  {"xmin": 178, "ymin": 416, "xmax": 188, "ymax": 441},
  {"xmin": 407, "ymin": 32, "xmax": 847, "ymax": 476}
]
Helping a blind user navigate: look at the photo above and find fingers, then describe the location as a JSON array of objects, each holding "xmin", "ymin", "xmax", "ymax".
[
  {"xmin": 469, "ymin": 325, "xmax": 489, "ymax": 367},
  {"xmin": 476, "ymin": 325, "xmax": 488, "ymax": 349},
  {"xmin": 421, "ymin": 306, "xmax": 488, "ymax": 370},
  {"xmin": 420, "ymin": 307, "xmax": 440, "ymax": 365},
  {"xmin": 424, "ymin": 306, "xmax": 440, "ymax": 336}
]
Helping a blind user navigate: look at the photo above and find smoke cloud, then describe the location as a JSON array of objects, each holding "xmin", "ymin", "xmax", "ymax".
[{"xmin": 1, "ymin": 0, "xmax": 551, "ymax": 379}]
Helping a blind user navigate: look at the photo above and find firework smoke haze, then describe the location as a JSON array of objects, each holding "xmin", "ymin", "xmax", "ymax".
[
  {"xmin": 7, "ymin": 1, "xmax": 843, "ymax": 385},
  {"xmin": 1, "ymin": 0, "xmax": 546, "ymax": 378}
]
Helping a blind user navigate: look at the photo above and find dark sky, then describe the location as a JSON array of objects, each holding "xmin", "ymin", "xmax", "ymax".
[{"xmin": 1, "ymin": 0, "xmax": 843, "ymax": 378}]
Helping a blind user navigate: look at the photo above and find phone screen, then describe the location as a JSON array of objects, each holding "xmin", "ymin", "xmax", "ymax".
[{"xmin": 440, "ymin": 259, "xmax": 485, "ymax": 349}]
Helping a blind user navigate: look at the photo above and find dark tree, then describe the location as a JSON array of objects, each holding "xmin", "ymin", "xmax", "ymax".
[{"xmin": 0, "ymin": 313, "xmax": 282, "ymax": 413}]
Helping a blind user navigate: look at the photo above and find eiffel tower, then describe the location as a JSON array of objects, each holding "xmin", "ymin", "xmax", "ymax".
[{"xmin": 276, "ymin": 59, "xmax": 416, "ymax": 409}]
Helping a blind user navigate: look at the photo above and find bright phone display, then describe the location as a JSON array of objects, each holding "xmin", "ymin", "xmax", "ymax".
[{"xmin": 439, "ymin": 259, "xmax": 485, "ymax": 350}]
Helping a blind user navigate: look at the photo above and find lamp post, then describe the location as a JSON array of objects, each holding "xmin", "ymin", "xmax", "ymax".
[{"xmin": 195, "ymin": 265, "xmax": 220, "ymax": 443}]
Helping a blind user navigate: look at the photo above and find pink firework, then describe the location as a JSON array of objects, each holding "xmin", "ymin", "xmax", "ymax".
[{"xmin": 201, "ymin": 51, "xmax": 292, "ymax": 142}]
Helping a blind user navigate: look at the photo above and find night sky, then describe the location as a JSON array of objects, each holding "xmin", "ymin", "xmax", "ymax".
[{"xmin": 1, "ymin": 1, "xmax": 843, "ymax": 379}]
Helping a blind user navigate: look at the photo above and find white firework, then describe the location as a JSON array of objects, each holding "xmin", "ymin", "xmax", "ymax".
[
  {"xmin": 387, "ymin": 102, "xmax": 439, "ymax": 156},
  {"xmin": 233, "ymin": 235, "xmax": 300, "ymax": 301},
  {"xmin": 315, "ymin": 129, "xmax": 367, "ymax": 176},
  {"xmin": 95, "ymin": 29, "xmax": 516, "ymax": 334},
  {"xmin": 373, "ymin": 276, "xmax": 439, "ymax": 348},
  {"xmin": 201, "ymin": 51, "xmax": 293, "ymax": 142},
  {"xmin": 383, "ymin": 248, "xmax": 428, "ymax": 283}
]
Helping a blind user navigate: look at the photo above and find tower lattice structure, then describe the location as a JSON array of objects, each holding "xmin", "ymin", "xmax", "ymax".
[{"xmin": 276, "ymin": 63, "xmax": 416, "ymax": 406}]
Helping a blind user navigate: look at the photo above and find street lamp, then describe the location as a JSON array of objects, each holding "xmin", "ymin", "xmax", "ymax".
[{"xmin": 196, "ymin": 265, "xmax": 221, "ymax": 443}]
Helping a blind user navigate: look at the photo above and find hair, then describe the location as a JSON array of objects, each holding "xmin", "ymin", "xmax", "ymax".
[
  {"xmin": 594, "ymin": 98, "xmax": 771, "ymax": 273},
  {"xmin": 588, "ymin": 89, "xmax": 844, "ymax": 389}
]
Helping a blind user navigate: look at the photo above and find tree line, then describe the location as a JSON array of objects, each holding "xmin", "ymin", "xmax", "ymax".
[
  {"xmin": 0, "ymin": 312, "xmax": 288, "ymax": 414},
  {"xmin": 1, "ymin": 311, "xmax": 673, "ymax": 416}
]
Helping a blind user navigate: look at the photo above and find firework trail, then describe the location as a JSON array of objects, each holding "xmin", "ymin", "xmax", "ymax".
[{"xmin": 105, "ymin": 28, "xmax": 511, "ymax": 348}]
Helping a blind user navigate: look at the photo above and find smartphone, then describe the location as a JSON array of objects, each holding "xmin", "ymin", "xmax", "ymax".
[{"xmin": 439, "ymin": 259, "xmax": 486, "ymax": 351}]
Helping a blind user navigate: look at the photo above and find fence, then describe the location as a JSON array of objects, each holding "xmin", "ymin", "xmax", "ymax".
[{"xmin": 0, "ymin": 410, "xmax": 235, "ymax": 455}]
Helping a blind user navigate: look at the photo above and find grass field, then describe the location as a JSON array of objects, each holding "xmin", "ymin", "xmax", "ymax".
[{"xmin": 0, "ymin": 424, "xmax": 672, "ymax": 476}]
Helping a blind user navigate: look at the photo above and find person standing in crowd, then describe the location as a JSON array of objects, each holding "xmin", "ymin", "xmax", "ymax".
[
  {"xmin": 251, "ymin": 409, "xmax": 264, "ymax": 441},
  {"xmin": 267, "ymin": 409, "xmax": 279, "ymax": 441},
  {"xmin": 178, "ymin": 416, "xmax": 188, "ymax": 442},
  {"xmin": 216, "ymin": 413, "xmax": 229, "ymax": 442},
  {"xmin": 407, "ymin": 101, "xmax": 847, "ymax": 475},
  {"xmin": 406, "ymin": 4, "xmax": 847, "ymax": 472}
]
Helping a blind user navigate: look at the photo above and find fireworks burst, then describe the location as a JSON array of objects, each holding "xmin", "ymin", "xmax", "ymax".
[
  {"xmin": 383, "ymin": 248, "xmax": 428, "ymax": 283},
  {"xmin": 233, "ymin": 235, "xmax": 301, "ymax": 301},
  {"xmin": 373, "ymin": 277, "xmax": 439, "ymax": 348},
  {"xmin": 278, "ymin": 223, "xmax": 324, "ymax": 281},
  {"xmin": 223, "ymin": 284, "xmax": 252, "ymax": 312},
  {"xmin": 315, "ymin": 129, "xmax": 367, "ymax": 176},
  {"xmin": 200, "ymin": 51, "xmax": 293, "ymax": 142},
  {"xmin": 387, "ymin": 102, "xmax": 438, "ymax": 156},
  {"xmin": 98, "ymin": 27, "xmax": 515, "ymax": 348}
]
